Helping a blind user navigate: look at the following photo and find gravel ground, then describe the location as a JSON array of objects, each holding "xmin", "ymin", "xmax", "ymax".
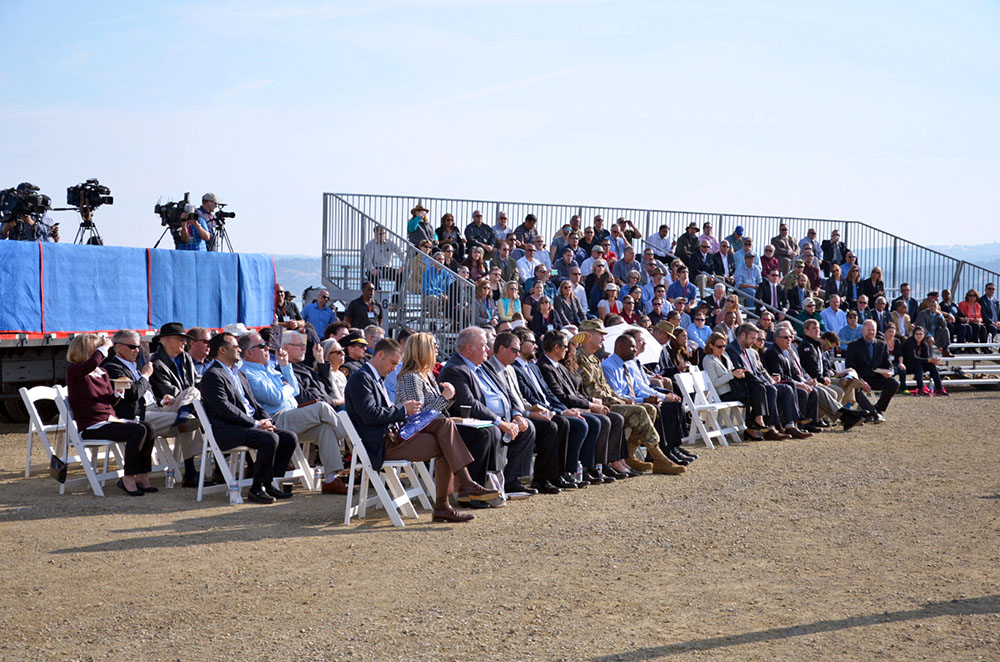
[{"xmin": 1, "ymin": 390, "xmax": 998, "ymax": 662}]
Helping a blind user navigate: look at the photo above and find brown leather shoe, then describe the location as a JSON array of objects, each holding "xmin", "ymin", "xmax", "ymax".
[
  {"xmin": 321, "ymin": 477, "xmax": 349, "ymax": 495},
  {"xmin": 763, "ymin": 429, "xmax": 791, "ymax": 441},
  {"xmin": 432, "ymin": 506, "xmax": 475, "ymax": 523},
  {"xmin": 457, "ymin": 482, "xmax": 500, "ymax": 501},
  {"xmin": 786, "ymin": 427, "xmax": 814, "ymax": 440}
]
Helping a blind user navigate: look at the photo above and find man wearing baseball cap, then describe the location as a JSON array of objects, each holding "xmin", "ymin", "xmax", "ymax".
[{"xmin": 196, "ymin": 192, "xmax": 220, "ymax": 251}]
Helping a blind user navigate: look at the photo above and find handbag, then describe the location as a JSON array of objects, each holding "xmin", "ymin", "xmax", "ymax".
[{"xmin": 49, "ymin": 455, "xmax": 67, "ymax": 483}]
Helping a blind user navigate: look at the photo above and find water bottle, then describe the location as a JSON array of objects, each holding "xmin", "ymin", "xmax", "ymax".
[
  {"xmin": 165, "ymin": 466, "xmax": 176, "ymax": 489},
  {"xmin": 313, "ymin": 466, "xmax": 323, "ymax": 489},
  {"xmin": 574, "ymin": 461, "xmax": 584, "ymax": 484},
  {"xmin": 228, "ymin": 480, "xmax": 240, "ymax": 504}
]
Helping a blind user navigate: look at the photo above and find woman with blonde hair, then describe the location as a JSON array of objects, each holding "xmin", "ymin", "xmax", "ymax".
[
  {"xmin": 65, "ymin": 333, "xmax": 157, "ymax": 496},
  {"xmin": 474, "ymin": 279, "xmax": 497, "ymax": 326},
  {"xmin": 714, "ymin": 293, "xmax": 744, "ymax": 326},
  {"xmin": 498, "ymin": 280, "xmax": 522, "ymax": 322}
]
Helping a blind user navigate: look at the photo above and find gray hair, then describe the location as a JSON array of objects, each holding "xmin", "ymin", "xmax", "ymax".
[
  {"xmin": 281, "ymin": 329, "xmax": 304, "ymax": 346},
  {"xmin": 456, "ymin": 326, "xmax": 486, "ymax": 351},
  {"xmin": 112, "ymin": 329, "xmax": 140, "ymax": 345}
]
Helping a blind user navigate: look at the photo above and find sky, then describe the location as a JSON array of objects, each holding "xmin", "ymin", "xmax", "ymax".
[{"xmin": 2, "ymin": 0, "xmax": 998, "ymax": 256}]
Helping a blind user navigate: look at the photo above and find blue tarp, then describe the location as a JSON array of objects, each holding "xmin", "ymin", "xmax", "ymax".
[
  {"xmin": 43, "ymin": 243, "xmax": 148, "ymax": 332},
  {"xmin": 0, "ymin": 241, "xmax": 275, "ymax": 333},
  {"xmin": 149, "ymin": 249, "xmax": 240, "ymax": 329},
  {"xmin": 0, "ymin": 241, "xmax": 43, "ymax": 333}
]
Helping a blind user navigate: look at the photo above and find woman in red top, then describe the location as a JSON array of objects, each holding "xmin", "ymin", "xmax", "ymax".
[
  {"xmin": 620, "ymin": 295, "xmax": 639, "ymax": 324},
  {"xmin": 66, "ymin": 334, "xmax": 156, "ymax": 496},
  {"xmin": 958, "ymin": 289, "xmax": 989, "ymax": 343}
]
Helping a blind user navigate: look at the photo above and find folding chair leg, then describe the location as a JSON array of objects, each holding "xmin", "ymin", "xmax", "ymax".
[
  {"xmin": 375, "ymin": 470, "xmax": 408, "ymax": 527},
  {"xmin": 384, "ymin": 467, "xmax": 418, "ymax": 519},
  {"xmin": 74, "ymin": 438, "xmax": 106, "ymax": 497},
  {"xmin": 344, "ymin": 454, "xmax": 360, "ymax": 526}
]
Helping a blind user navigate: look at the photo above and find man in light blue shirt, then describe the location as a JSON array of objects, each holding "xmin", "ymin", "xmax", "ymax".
[
  {"xmin": 821, "ymin": 295, "xmax": 848, "ymax": 335},
  {"xmin": 238, "ymin": 331, "xmax": 344, "ymax": 485},
  {"xmin": 301, "ymin": 290, "xmax": 338, "ymax": 335},
  {"xmin": 734, "ymin": 237, "xmax": 761, "ymax": 269},
  {"xmin": 735, "ymin": 252, "xmax": 762, "ymax": 302},
  {"xmin": 686, "ymin": 313, "xmax": 713, "ymax": 349},
  {"xmin": 838, "ymin": 310, "xmax": 863, "ymax": 344}
]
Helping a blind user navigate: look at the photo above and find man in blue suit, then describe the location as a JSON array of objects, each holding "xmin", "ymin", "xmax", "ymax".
[{"xmin": 344, "ymin": 337, "xmax": 498, "ymax": 523}]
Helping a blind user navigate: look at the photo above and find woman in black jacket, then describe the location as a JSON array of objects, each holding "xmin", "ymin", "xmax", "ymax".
[
  {"xmin": 901, "ymin": 326, "xmax": 946, "ymax": 396},
  {"xmin": 553, "ymin": 279, "xmax": 585, "ymax": 327}
]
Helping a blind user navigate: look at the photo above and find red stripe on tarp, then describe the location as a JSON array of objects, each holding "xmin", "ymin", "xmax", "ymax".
[
  {"xmin": 271, "ymin": 258, "xmax": 277, "ymax": 322},
  {"xmin": 38, "ymin": 241, "xmax": 45, "ymax": 334},
  {"xmin": 146, "ymin": 249, "xmax": 152, "ymax": 329}
]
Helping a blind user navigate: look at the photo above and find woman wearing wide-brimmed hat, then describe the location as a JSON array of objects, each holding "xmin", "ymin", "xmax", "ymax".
[{"xmin": 407, "ymin": 203, "xmax": 435, "ymax": 248}]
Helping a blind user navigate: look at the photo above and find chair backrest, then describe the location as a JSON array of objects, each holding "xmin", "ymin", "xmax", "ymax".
[
  {"xmin": 675, "ymin": 371, "xmax": 697, "ymax": 397},
  {"xmin": 191, "ymin": 399, "xmax": 221, "ymax": 450},
  {"xmin": 51, "ymin": 385, "xmax": 80, "ymax": 439},
  {"xmin": 20, "ymin": 385, "xmax": 64, "ymax": 448},
  {"xmin": 689, "ymin": 370, "xmax": 714, "ymax": 404},
  {"xmin": 335, "ymin": 410, "xmax": 374, "ymax": 470}
]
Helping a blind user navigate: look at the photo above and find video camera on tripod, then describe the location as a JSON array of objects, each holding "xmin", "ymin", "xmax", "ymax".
[
  {"xmin": 154, "ymin": 192, "xmax": 197, "ymax": 231},
  {"xmin": 0, "ymin": 183, "xmax": 57, "ymax": 241},
  {"xmin": 66, "ymin": 178, "xmax": 113, "ymax": 244}
]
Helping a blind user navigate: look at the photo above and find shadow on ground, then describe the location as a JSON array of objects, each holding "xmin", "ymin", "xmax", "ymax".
[{"xmin": 591, "ymin": 595, "xmax": 1000, "ymax": 660}]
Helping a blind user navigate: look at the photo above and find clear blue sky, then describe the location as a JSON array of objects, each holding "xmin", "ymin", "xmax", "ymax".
[{"xmin": 2, "ymin": 1, "xmax": 997, "ymax": 255}]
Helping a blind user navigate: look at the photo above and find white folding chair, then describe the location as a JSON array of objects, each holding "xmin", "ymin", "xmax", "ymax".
[
  {"xmin": 51, "ymin": 386, "xmax": 126, "ymax": 496},
  {"xmin": 690, "ymin": 368, "xmax": 746, "ymax": 446},
  {"xmin": 191, "ymin": 400, "xmax": 255, "ymax": 505},
  {"xmin": 336, "ymin": 411, "xmax": 433, "ymax": 527},
  {"xmin": 675, "ymin": 371, "xmax": 731, "ymax": 450},
  {"xmin": 20, "ymin": 385, "xmax": 67, "ymax": 477}
]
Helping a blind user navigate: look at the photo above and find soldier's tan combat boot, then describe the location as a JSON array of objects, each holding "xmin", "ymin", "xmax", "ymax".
[
  {"xmin": 648, "ymin": 443, "xmax": 685, "ymax": 475},
  {"xmin": 624, "ymin": 440, "xmax": 653, "ymax": 472}
]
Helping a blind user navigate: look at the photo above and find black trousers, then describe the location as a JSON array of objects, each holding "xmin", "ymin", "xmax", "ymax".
[
  {"xmin": 502, "ymin": 421, "xmax": 537, "ymax": 482},
  {"xmin": 82, "ymin": 421, "xmax": 155, "ymax": 476},
  {"xmin": 530, "ymin": 415, "xmax": 567, "ymax": 481},
  {"xmin": 605, "ymin": 411, "xmax": 627, "ymax": 462},
  {"xmin": 457, "ymin": 426, "xmax": 499, "ymax": 485},
  {"xmin": 865, "ymin": 373, "xmax": 898, "ymax": 412},
  {"xmin": 222, "ymin": 428, "xmax": 298, "ymax": 489},
  {"xmin": 655, "ymin": 401, "xmax": 686, "ymax": 452}
]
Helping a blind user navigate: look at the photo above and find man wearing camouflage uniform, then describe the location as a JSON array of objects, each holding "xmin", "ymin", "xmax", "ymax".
[{"xmin": 574, "ymin": 320, "xmax": 685, "ymax": 475}]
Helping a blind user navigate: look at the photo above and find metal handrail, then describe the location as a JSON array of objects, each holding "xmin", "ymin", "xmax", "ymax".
[
  {"xmin": 331, "ymin": 193, "xmax": 1000, "ymax": 304},
  {"xmin": 322, "ymin": 194, "xmax": 476, "ymax": 356}
]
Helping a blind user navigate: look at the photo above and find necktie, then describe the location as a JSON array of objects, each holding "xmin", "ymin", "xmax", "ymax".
[{"xmin": 623, "ymin": 365, "xmax": 636, "ymax": 397}]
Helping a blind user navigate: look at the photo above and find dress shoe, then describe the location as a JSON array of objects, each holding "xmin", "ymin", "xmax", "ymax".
[
  {"xmin": 624, "ymin": 456, "xmax": 653, "ymax": 472},
  {"xmin": 744, "ymin": 429, "xmax": 765, "ymax": 441},
  {"xmin": 871, "ymin": 412, "xmax": 886, "ymax": 424},
  {"xmin": 786, "ymin": 427, "xmax": 813, "ymax": 440},
  {"xmin": 432, "ymin": 506, "xmax": 474, "ymax": 523},
  {"xmin": 138, "ymin": 485, "xmax": 159, "ymax": 493},
  {"xmin": 458, "ymin": 482, "xmax": 501, "ymax": 501},
  {"xmin": 651, "ymin": 460, "xmax": 685, "ymax": 475},
  {"xmin": 264, "ymin": 485, "xmax": 293, "ymax": 500},
  {"xmin": 802, "ymin": 424, "xmax": 821, "ymax": 434},
  {"xmin": 116, "ymin": 479, "xmax": 144, "ymax": 497},
  {"xmin": 603, "ymin": 466, "xmax": 627, "ymax": 480},
  {"xmin": 176, "ymin": 416, "xmax": 200, "ymax": 434},
  {"xmin": 321, "ymin": 477, "xmax": 349, "ymax": 495},
  {"xmin": 457, "ymin": 498, "xmax": 491, "ymax": 509},
  {"xmin": 505, "ymin": 479, "xmax": 538, "ymax": 496},
  {"xmin": 814, "ymin": 420, "xmax": 832, "ymax": 429},
  {"xmin": 667, "ymin": 449, "xmax": 691, "ymax": 465},
  {"xmin": 246, "ymin": 488, "xmax": 275, "ymax": 504},
  {"xmin": 676, "ymin": 448, "xmax": 698, "ymax": 460},
  {"xmin": 589, "ymin": 467, "xmax": 615, "ymax": 483},
  {"xmin": 670, "ymin": 447, "xmax": 695, "ymax": 462},
  {"xmin": 554, "ymin": 475, "xmax": 578, "ymax": 489},
  {"xmin": 531, "ymin": 479, "xmax": 562, "ymax": 495},
  {"xmin": 763, "ymin": 429, "xmax": 791, "ymax": 441},
  {"xmin": 841, "ymin": 409, "xmax": 864, "ymax": 432}
]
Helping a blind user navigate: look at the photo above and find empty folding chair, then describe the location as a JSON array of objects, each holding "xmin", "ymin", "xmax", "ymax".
[
  {"xmin": 336, "ymin": 410, "xmax": 433, "ymax": 527},
  {"xmin": 20, "ymin": 385, "xmax": 67, "ymax": 478},
  {"xmin": 690, "ymin": 367, "xmax": 746, "ymax": 446},
  {"xmin": 675, "ymin": 372, "xmax": 730, "ymax": 450}
]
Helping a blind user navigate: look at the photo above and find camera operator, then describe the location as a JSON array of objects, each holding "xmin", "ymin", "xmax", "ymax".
[
  {"xmin": 173, "ymin": 199, "xmax": 212, "ymax": 251},
  {"xmin": 0, "ymin": 183, "xmax": 60, "ymax": 242},
  {"xmin": 197, "ymin": 192, "xmax": 221, "ymax": 252}
]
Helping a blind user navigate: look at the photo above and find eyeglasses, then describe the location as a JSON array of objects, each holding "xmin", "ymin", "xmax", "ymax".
[
  {"xmin": 250, "ymin": 343, "xmax": 267, "ymax": 351},
  {"xmin": 191, "ymin": 338, "xmax": 210, "ymax": 345},
  {"xmin": 694, "ymin": 317, "xmax": 705, "ymax": 321},
  {"xmin": 330, "ymin": 349, "xmax": 344, "ymax": 355},
  {"xmin": 285, "ymin": 343, "xmax": 305, "ymax": 348},
  {"xmin": 116, "ymin": 342, "xmax": 140, "ymax": 350},
  {"xmin": 319, "ymin": 295, "xmax": 329, "ymax": 300},
  {"xmin": 713, "ymin": 343, "xmax": 726, "ymax": 349}
]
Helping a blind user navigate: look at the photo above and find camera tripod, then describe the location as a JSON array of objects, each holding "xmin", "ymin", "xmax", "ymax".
[
  {"xmin": 152, "ymin": 217, "xmax": 234, "ymax": 252},
  {"xmin": 51, "ymin": 205, "xmax": 104, "ymax": 245}
]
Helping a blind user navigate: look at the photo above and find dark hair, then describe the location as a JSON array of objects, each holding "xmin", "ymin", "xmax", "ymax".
[
  {"xmin": 541, "ymin": 330, "xmax": 566, "ymax": 353},
  {"xmin": 208, "ymin": 332, "xmax": 235, "ymax": 359},
  {"xmin": 820, "ymin": 331, "xmax": 840, "ymax": 347},
  {"xmin": 614, "ymin": 335, "xmax": 634, "ymax": 352},
  {"xmin": 323, "ymin": 321, "xmax": 350, "ymax": 339},
  {"xmin": 374, "ymin": 338, "xmax": 402, "ymax": 356},
  {"xmin": 493, "ymin": 331, "xmax": 517, "ymax": 355},
  {"xmin": 512, "ymin": 326, "xmax": 533, "ymax": 344},
  {"xmin": 395, "ymin": 326, "xmax": 415, "ymax": 342}
]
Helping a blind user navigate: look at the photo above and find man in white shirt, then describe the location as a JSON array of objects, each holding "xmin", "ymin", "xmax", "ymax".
[
  {"xmin": 516, "ymin": 244, "xmax": 543, "ymax": 282},
  {"xmin": 645, "ymin": 224, "xmax": 672, "ymax": 261},
  {"xmin": 579, "ymin": 245, "xmax": 605, "ymax": 277}
]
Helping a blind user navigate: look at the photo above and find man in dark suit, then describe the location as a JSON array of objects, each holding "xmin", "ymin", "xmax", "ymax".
[
  {"xmin": 511, "ymin": 328, "xmax": 612, "ymax": 485},
  {"xmin": 979, "ymin": 283, "xmax": 1000, "ymax": 338},
  {"xmin": 344, "ymin": 337, "xmax": 497, "ymax": 522},
  {"xmin": 820, "ymin": 230, "xmax": 848, "ymax": 276},
  {"xmin": 891, "ymin": 283, "xmax": 920, "ymax": 321},
  {"xmin": 685, "ymin": 239, "xmax": 717, "ymax": 297},
  {"xmin": 755, "ymin": 267, "xmax": 788, "ymax": 316},
  {"xmin": 707, "ymin": 241, "xmax": 736, "ymax": 286},
  {"xmin": 490, "ymin": 332, "xmax": 568, "ymax": 493},
  {"xmin": 198, "ymin": 332, "xmax": 298, "ymax": 504},
  {"xmin": 762, "ymin": 329, "xmax": 821, "ymax": 431},
  {"xmin": 536, "ymin": 331, "xmax": 631, "ymax": 478},
  {"xmin": 725, "ymin": 323, "xmax": 810, "ymax": 439},
  {"xmin": 844, "ymin": 320, "xmax": 898, "ymax": 414},
  {"xmin": 438, "ymin": 327, "xmax": 537, "ymax": 498}
]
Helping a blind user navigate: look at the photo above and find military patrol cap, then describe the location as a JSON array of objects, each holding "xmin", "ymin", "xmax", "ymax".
[{"xmin": 579, "ymin": 319, "xmax": 608, "ymax": 335}]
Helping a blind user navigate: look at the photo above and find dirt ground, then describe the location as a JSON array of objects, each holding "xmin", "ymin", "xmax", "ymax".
[{"xmin": 0, "ymin": 390, "xmax": 998, "ymax": 662}]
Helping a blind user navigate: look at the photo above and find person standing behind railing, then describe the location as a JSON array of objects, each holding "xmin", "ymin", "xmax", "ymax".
[{"xmin": 407, "ymin": 203, "xmax": 435, "ymax": 248}]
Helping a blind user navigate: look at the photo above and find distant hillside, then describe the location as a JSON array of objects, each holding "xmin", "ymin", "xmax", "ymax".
[
  {"xmin": 271, "ymin": 255, "xmax": 322, "ymax": 301},
  {"xmin": 928, "ymin": 243, "xmax": 1000, "ymax": 274}
]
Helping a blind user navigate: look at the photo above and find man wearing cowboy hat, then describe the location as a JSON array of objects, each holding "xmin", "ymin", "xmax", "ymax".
[{"xmin": 148, "ymin": 322, "xmax": 208, "ymax": 487}]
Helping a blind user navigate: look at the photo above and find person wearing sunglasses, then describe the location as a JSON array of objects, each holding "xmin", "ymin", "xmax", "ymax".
[{"xmin": 301, "ymin": 289, "xmax": 337, "ymax": 337}]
